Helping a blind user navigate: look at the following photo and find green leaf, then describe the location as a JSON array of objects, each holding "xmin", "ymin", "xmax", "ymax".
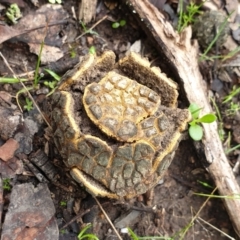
[
  {"xmin": 80, "ymin": 234, "xmax": 99, "ymax": 240},
  {"xmin": 60, "ymin": 201, "xmax": 67, "ymax": 206},
  {"xmin": 112, "ymin": 22, "xmax": 120, "ymax": 28},
  {"xmin": 43, "ymin": 81, "xmax": 49, "ymax": 86},
  {"xmin": 222, "ymin": 95, "xmax": 232, "ymax": 104},
  {"xmin": 77, "ymin": 224, "xmax": 99, "ymax": 240},
  {"xmin": 189, "ymin": 119, "xmax": 197, "ymax": 126},
  {"xmin": 127, "ymin": 228, "xmax": 139, "ymax": 240},
  {"xmin": 189, "ymin": 124, "xmax": 203, "ymax": 141},
  {"xmin": 78, "ymin": 224, "xmax": 91, "ymax": 239},
  {"xmin": 70, "ymin": 49, "xmax": 76, "ymax": 58},
  {"xmin": 222, "ymin": 86, "xmax": 240, "ymax": 104},
  {"xmin": 48, "ymin": 82, "xmax": 54, "ymax": 89},
  {"xmin": 3, "ymin": 178, "xmax": 11, "ymax": 191},
  {"xmin": 80, "ymin": 20, "xmax": 87, "ymax": 32},
  {"xmin": 119, "ymin": 19, "xmax": 126, "ymax": 27},
  {"xmin": 44, "ymin": 69, "xmax": 61, "ymax": 81},
  {"xmin": 197, "ymin": 180, "xmax": 214, "ymax": 189},
  {"xmin": 89, "ymin": 46, "xmax": 96, "ymax": 55},
  {"xmin": 198, "ymin": 114, "xmax": 217, "ymax": 123},
  {"xmin": 188, "ymin": 103, "xmax": 202, "ymax": 119}
]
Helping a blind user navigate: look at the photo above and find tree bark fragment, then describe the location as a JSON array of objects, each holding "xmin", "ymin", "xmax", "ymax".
[{"xmin": 125, "ymin": 0, "xmax": 240, "ymax": 237}]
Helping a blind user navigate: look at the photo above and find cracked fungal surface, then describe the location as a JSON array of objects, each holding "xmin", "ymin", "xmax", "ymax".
[
  {"xmin": 51, "ymin": 51, "xmax": 191, "ymax": 199},
  {"xmin": 83, "ymin": 71, "xmax": 161, "ymax": 142}
]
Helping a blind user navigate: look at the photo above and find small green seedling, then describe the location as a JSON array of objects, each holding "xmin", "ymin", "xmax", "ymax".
[
  {"xmin": 3, "ymin": 178, "xmax": 11, "ymax": 191},
  {"xmin": 89, "ymin": 46, "xmax": 96, "ymax": 55},
  {"xmin": 80, "ymin": 21, "xmax": 98, "ymax": 36},
  {"xmin": 6, "ymin": 3, "xmax": 22, "ymax": 24},
  {"xmin": 43, "ymin": 68, "xmax": 61, "ymax": 90},
  {"xmin": 24, "ymin": 98, "xmax": 33, "ymax": 111},
  {"xmin": 59, "ymin": 229, "xmax": 66, "ymax": 234},
  {"xmin": 222, "ymin": 86, "xmax": 240, "ymax": 117},
  {"xmin": 225, "ymin": 102, "xmax": 240, "ymax": 116},
  {"xmin": 43, "ymin": 81, "xmax": 56, "ymax": 89},
  {"xmin": 188, "ymin": 103, "xmax": 217, "ymax": 141},
  {"xmin": 60, "ymin": 201, "xmax": 67, "ymax": 207},
  {"xmin": 177, "ymin": 1, "xmax": 202, "ymax": 32},
  {"xmin": 69, "ymin": 47, "xmax": 77, "ymax": 58},
  {"xmin": 222, "ymin": 85, "xmax": 240, "ymax": 104},
  {"xmin": 78, "ymin": 224, "xmax": 99, "ymax": 240},
  {"xmin": 112, "ymin": 19, "xmax": 126, "ymax": 29},
  {"xmin": 48, "ymin": 0, "xmax": 62, "ymax": 4}
]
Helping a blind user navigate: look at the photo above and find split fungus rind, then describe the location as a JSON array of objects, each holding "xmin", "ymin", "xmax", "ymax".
[{"xmin": 52, "ymin": 51, "xmax": 191, "ymax": 199}]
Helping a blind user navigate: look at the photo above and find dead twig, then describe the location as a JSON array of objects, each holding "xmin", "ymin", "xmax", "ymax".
[
  {"xmin": 75, "ymin": 15, "xmax": 109, "ymax": 40},
  {"xmin": 197, "ymin": 216, "xmax": 235, "ymax": 240},
  {"xmin": 94, "ymin": 197, "xmax": 123, "ymax": 240},
  {"xmin": 60, "ymin": 208, "xmax": 90, "ymax": 230}
]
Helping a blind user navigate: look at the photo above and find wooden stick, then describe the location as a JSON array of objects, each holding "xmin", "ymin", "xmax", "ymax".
[{"xmin": 125, "ymin": 0, "xmax": 240, "ymax": 236}]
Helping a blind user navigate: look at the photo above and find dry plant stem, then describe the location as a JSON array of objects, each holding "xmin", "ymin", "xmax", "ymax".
[
  {"xmin": 75, "ymin": 15, "xmax": 109, "ymax": 40},
  {"xmin": 197, "ymin": 216, "xmax": 235, "ymax": 240},
  {"xmin": 94, "ymin": 197, "xmax": 123, "ymax": 240},
  {"xmin": 0, "ymin": 52, "xmax": 52, "ymax": 129},
  {"xmin": 1, "ymin": 20, "xmax": 69, "ymax": 44},
  {"xmin": 60, "ymin": 209, "xmax": 90, "ymax": 230},
  {"xmin": 181, "ymin": 187, "xmax": 218, "ymax": 238},
  {"xmin": 14, "ymin": 71, "xmax": 35, "ymax": 79},
  {"xmin": 125, "ymin": 0, "xmax": 240, "ymax": 237},
  {"xmin": 52, "ymin": 182, "xmax": 74, "ymax": 193}
]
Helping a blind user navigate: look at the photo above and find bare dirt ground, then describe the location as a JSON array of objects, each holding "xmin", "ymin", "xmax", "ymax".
[{"xmin": 0, "ymin": 0, "xmax": 239, "ymax": 239}]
